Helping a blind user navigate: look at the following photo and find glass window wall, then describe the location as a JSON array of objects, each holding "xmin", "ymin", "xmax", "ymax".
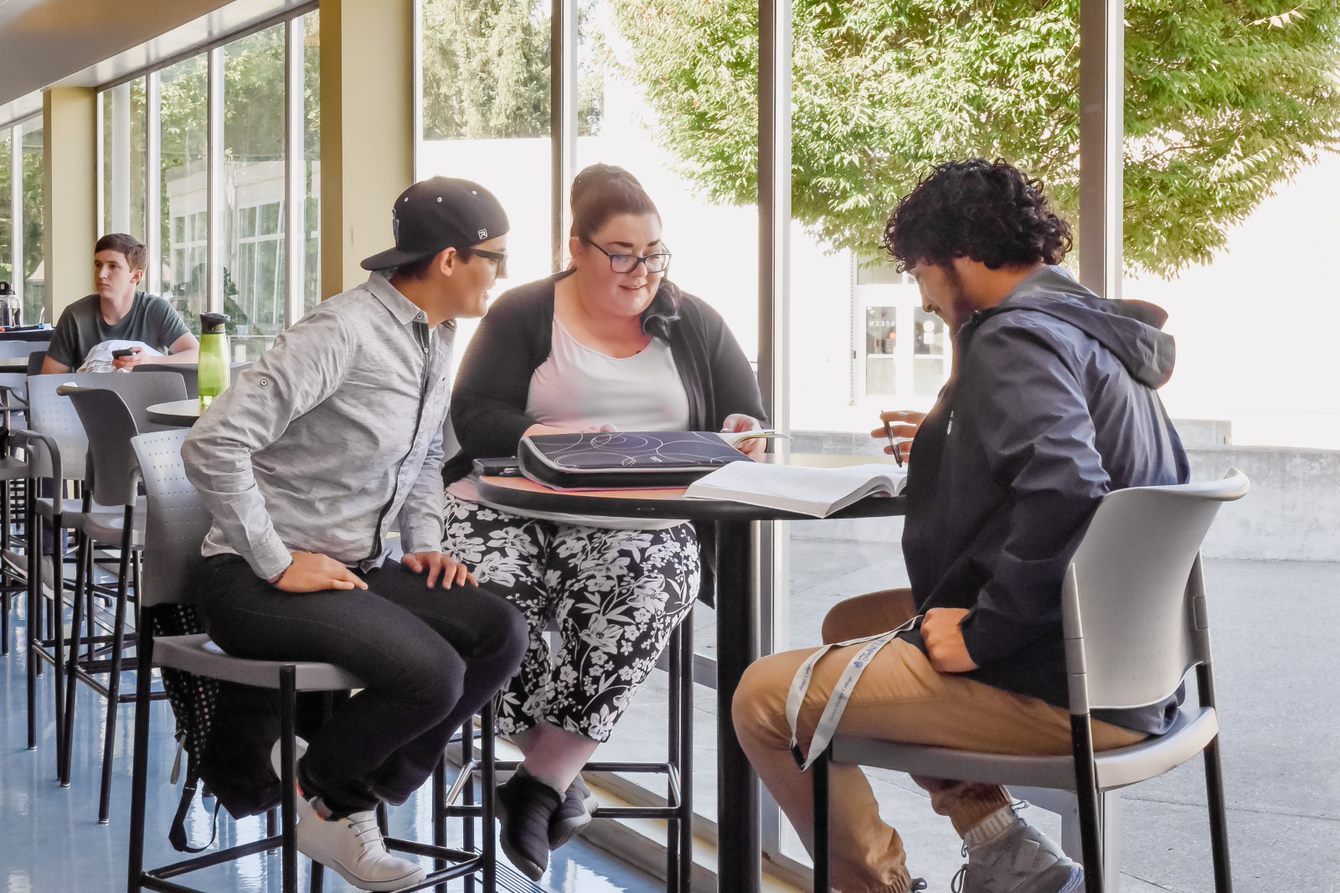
[
  {"xmin": 101, "ymin": 79, "xmax": 148, "ymax": 240},
  {"xmin": 0, "ymin": 129, "xmax": 11, "ymax": 287},
  {"xmin": 95, "ymin": 8, "xmax": 320, "ymax": 347},
  {"xmin": 159, "ymin": 54, "xmax": 209, "ymax": 335},
  {"xmin": 20, "ymin": 120, "xmax": 44, "ymax": 325},
  {"xmin": 301, "ymin": 11, "xmax": 321, "ymax": 316},
  {"xmin": 224, "ymin": 24, "xmax": 287, "ymax": 361},
  {"xmin": 418, "ymin": 0, "xmax": 554, "ymax": 355}
]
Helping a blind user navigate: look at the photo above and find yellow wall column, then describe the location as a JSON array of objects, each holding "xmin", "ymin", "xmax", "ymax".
[
  {"xmin": 319, "ymin": 0, "xmax": 414, "ymax": 297},
  {"xmin": 42, "ymin": 86, "xmax": 97, "ymax": 319}
]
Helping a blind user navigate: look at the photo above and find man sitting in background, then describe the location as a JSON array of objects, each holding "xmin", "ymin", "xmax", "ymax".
[
  {"xmin": 42, "ymin": 232, "xmax": 198, "ymax": 373},
  {"xmin": 733, "ymin": 159, "xmax": 1190, "ymax": 893}
]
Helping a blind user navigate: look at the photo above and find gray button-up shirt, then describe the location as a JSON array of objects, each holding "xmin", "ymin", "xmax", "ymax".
[{"xmin": 182, "ymin": 273, "xmax": 455, "ymax": 582}]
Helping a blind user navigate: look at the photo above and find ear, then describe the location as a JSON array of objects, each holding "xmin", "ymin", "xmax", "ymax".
[
  {"xmin": 568, "ymin": 235, "xmax": 583, "ymax": 264},
  {"xmin": 130, "ymin": 267, "xmax": 145, "ymax": 286},
  {"xmin": 434, "ymin": 246, "xmax": 459, "ymax": 278}
]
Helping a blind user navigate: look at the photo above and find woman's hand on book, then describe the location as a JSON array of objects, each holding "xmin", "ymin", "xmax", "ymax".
[{"xmin": 721, "ymin": 413, "xmax": 767, "ymax": 459}]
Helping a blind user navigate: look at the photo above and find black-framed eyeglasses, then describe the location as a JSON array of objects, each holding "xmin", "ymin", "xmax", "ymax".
[
  {"xmin": 583, "ymin": 239, "xmax": 672, "ymax": 274},
  {"xmin": 468, "ymin": 248, "xmax": 508, "ymax": 277}
]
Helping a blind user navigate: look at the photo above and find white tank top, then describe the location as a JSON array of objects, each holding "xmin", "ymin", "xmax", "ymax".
[{"xmin": 525, "ymin": 317, "xmax": 691, "ymax": 431}]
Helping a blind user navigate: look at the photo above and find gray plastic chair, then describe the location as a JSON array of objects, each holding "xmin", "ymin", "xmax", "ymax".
[
  {"xmin": 133, "ymin": 362, "xmax": 252, "ymax": 399},
  {"xmin": 57, "ymin": 384, "xmax": 173, "ymax": 816},
  {"xmin": 11, "ymin": 371, "xmax": 188, "ymax": 761},
  {"xmin": 811, "ymin": 469, "xmax": 1250, "ymax": 893},
  {"xmin": 133, "ymin": 364, "xmax": 198, "ymax": 397},
  {"xmin": 126, "ymin": 428, "xmax": 499, "ymax": 893},
  {"xmin": 0, "ymin": 339, "xmax": 43, "ymax": 359}
]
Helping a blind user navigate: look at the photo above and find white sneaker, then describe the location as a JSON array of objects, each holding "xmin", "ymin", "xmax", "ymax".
[
  {"xmin": 296, "ymin": 809, "xmax": 426, "ymax": 892},
  {"xmin": 953, "ymin": 814, "xmax": 1082, "ymax": 893},
  {"xmin": 269, "ymin": 738, "xmax": 426, "ymax": 892}
]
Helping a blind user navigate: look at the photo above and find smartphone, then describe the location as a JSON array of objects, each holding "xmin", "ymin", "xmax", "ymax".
[
  {"xmin": 112, "ymin": 348, "xmax": 138, "ymax": 359},
  {"xmin": 473, "ymin": 457, "xmax": 521, "ymax": 477}
]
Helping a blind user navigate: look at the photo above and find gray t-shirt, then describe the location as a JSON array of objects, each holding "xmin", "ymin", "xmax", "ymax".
[{"xmin": 47, "ymin": 292, "xmax": 192, "ymax": 369}]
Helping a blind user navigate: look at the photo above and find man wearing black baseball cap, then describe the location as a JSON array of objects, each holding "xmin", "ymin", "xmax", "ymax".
[{"xmin": 183, "ymin": 177, "xmax": 525, "ymax": 892}]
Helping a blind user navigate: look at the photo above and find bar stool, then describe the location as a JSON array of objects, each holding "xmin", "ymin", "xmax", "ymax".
[
  {"xmin": 11, "ymin": 372, "xmax": 186, "ymax": 773},
  {"xmin": 494, "ymin": 610, "xmax": 696, "ymax": 893},
  {"xmin": 127, "ymin": 427, "xmax": 500, "ymax": 893},
  {"xmin": 59, "ymin": 380, "xmax": 187, "ymax": 821}
]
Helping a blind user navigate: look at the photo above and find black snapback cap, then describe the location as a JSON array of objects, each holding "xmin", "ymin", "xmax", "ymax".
[{"xmin": 360, "ymin": 177, "xmax": 509, "ymax": 271}]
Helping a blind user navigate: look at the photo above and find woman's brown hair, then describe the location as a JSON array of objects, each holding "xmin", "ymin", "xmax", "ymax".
[{"xmin": 569, "ymin": 163, "xmax": 660, "ymax": 242}]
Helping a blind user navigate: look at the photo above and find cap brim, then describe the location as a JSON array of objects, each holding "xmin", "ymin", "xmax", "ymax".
[{"xmin": 360, "ymin": 246, "xmax": 433, "ymax": 271}]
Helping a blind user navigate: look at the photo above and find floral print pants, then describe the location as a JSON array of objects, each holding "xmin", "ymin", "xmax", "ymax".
[{"xmin": 443, "ymin": 494, "xmax": 701, "ymax": 742}]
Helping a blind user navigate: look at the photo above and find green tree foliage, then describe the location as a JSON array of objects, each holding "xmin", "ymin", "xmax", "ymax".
[
  {"xmin": 610, "ymin": 0, "xmax": 1340, "ymax": 275},
  {"xmin": 420, "ymin": 0, "xmax": 604, "ymax": 139}
]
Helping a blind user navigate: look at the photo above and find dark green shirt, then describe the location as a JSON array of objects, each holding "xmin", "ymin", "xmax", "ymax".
[{"xmin": 47, "ymin": 292, "xmax": 191, "ymax": 369}]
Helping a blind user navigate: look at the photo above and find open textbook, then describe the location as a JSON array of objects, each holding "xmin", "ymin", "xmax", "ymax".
[{"xmin": 684, "ymin": 461, "xmax": 908, "ymax": 517}]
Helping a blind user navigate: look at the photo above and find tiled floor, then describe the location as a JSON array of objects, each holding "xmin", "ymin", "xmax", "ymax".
[
  {"xmin": 4, "ymin": 555, "xmax": 1340, "ymax": 892},
  {"xmin": 0, "ymin": 584, "xmax": 662, "ymax": 893}
]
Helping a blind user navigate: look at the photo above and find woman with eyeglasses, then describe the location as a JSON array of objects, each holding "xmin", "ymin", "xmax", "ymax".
[{"xmin": 441, "ymin": 163, "xmax": 766, "ymax": 880}]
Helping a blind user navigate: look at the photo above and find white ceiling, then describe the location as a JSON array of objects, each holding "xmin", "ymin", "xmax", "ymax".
[{"xmin": 0, "ymin": 0, "xmax": 311, "ymax": 127}]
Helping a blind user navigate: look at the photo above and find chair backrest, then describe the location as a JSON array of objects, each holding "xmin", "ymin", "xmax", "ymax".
[
  {"xmin": 133, "ymin": 363, "xmax": 252, "ymax": 398},
  {"xmin": 25, "ymin": 372, "xmax": 189, "ymax": 480},
  {"xmin": 0, "ymin": 371, "xmax": 26, "ymax": 407},
  {"xmin": 60, "ymin": 386, "xmax": 141, "ymax": 508},
  {"xmin": 131, "ymin": 428, "xmax": 209, "ymax": 609},
  {"xmin": 0, "ymin": 340, "xmax": 40, "ymax": 359},
  {"xmin": 1064, "ymin": 469, "xmax": 1250, "ymax": 713},
  {"xmin": 134, "ymin": 363, "xmax": 199, "ymax": 397}
]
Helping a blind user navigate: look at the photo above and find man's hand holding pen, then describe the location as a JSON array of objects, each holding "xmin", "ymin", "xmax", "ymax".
[{"xmin": 873, "ymin": 409, "xmax": 924, "ymax": 467}]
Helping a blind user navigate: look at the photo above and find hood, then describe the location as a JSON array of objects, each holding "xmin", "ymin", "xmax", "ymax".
[{"xmin": 989, "ymin": 266, "xmax": 1177, "ymax": 388}]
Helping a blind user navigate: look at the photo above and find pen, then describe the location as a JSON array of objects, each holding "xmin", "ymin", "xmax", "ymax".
[{"xmin": 883, "ymin": 416, "xmax": 905, "ymax": 468}]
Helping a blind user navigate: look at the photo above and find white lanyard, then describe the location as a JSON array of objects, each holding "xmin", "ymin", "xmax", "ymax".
[{"xmin": 785, "ymin": 614, "xmax": 922, "ymax": 771}]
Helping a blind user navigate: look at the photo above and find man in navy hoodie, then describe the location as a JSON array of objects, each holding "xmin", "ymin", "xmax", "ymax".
[{"xmin": 733, "ymin": 159, "xmax": 1189, "ymax": 893}]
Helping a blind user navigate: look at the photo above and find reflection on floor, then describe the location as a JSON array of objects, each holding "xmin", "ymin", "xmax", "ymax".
[{"xmin": 0, "ymin": 593, "xmax": 663, "ymax": 893}]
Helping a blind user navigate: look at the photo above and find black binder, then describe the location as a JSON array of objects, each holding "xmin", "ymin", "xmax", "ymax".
[{"xmin": 517, "ymin": 431, "xmax": 749, "ymax": 489}]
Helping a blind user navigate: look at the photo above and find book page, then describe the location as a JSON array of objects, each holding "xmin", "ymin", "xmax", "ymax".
[{"xmin": 685, "ymin": 461, "xmax": 906, "ymax": 515}]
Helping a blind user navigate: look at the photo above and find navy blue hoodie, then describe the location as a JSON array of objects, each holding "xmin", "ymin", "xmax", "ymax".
[{"xmin": 899, "ymin": 265, "xmax": 1189, "ymax": 734}]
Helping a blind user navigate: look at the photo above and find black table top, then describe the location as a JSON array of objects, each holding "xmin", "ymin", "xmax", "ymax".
[{"xmin": 476, "ymin": 473, "xmax": 906, "ymax": 523}]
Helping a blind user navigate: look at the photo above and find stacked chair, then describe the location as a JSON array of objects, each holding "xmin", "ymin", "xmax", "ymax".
[
  {"xmin": 127, "ymin": 427, "xmax": 500, "ymax": 892},
  {"xmin": 811, "ymin": 470, "xmax": 1250, "ymax": 893},
  {"xmin": 0, "ymin": 342, "xmax": 46, "ymax": 653}
]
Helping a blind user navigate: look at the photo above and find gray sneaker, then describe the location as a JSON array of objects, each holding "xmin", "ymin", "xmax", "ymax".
[{"xmin": 952, "ymin": 817, "xmax": 1082, "ymax": 893}]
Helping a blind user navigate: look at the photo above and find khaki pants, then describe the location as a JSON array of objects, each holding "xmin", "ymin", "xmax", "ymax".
[{"xmin": 731, "ymin": 589, "xmax": 1145, "ymax": 893}]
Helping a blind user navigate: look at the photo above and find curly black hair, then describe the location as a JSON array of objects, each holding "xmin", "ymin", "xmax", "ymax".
[{"xmin": 882, "ymin": 159, "xmax": 1073, "ymax": 272}]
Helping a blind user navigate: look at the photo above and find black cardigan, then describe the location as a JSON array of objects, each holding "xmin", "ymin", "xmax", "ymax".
[
  {"xmin": 445, "ymin": 270, "xmax": 767, "ymax": 483},
  {"xmin": 444, "ymin": 271, "xmax": 768, "ymax": 605}
]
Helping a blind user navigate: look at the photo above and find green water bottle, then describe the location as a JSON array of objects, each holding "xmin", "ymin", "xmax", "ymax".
[{"xmin": 198, "ymin": 312, "xmax": 231, "ymax": 409}]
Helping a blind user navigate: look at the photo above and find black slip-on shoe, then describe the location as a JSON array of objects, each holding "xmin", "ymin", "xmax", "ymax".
[
  {"xmin": 496, "ymin": 769, "xmax": 564, "ymax": 881},
  {"xmin": 548, "ymin": 774, "xmax": 599, "ymax": 850}
]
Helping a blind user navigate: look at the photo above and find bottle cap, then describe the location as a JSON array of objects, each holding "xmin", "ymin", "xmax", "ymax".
[{"xmin": 200, "ymin": 312, "xmax": 230, "ymax": 333}]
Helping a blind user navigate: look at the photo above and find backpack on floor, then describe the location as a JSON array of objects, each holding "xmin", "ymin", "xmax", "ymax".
[{"xmin": 149, "ymin": 603, "xmax": 285, "ymax": 852}]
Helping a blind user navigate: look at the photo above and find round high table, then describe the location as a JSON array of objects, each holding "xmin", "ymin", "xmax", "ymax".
[
  {"xmin": 477, "ymin": 467, "xmax": 906, "ymax": 893},
  {"xmin": 146, "ymin": 398, "xmax": 204, "ymax": 427}
]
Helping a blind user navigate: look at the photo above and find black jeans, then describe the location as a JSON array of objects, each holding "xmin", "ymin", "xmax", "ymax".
[{"xmin": 196, "ymin": 555, "xmax": 528, "ymax": 813}]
